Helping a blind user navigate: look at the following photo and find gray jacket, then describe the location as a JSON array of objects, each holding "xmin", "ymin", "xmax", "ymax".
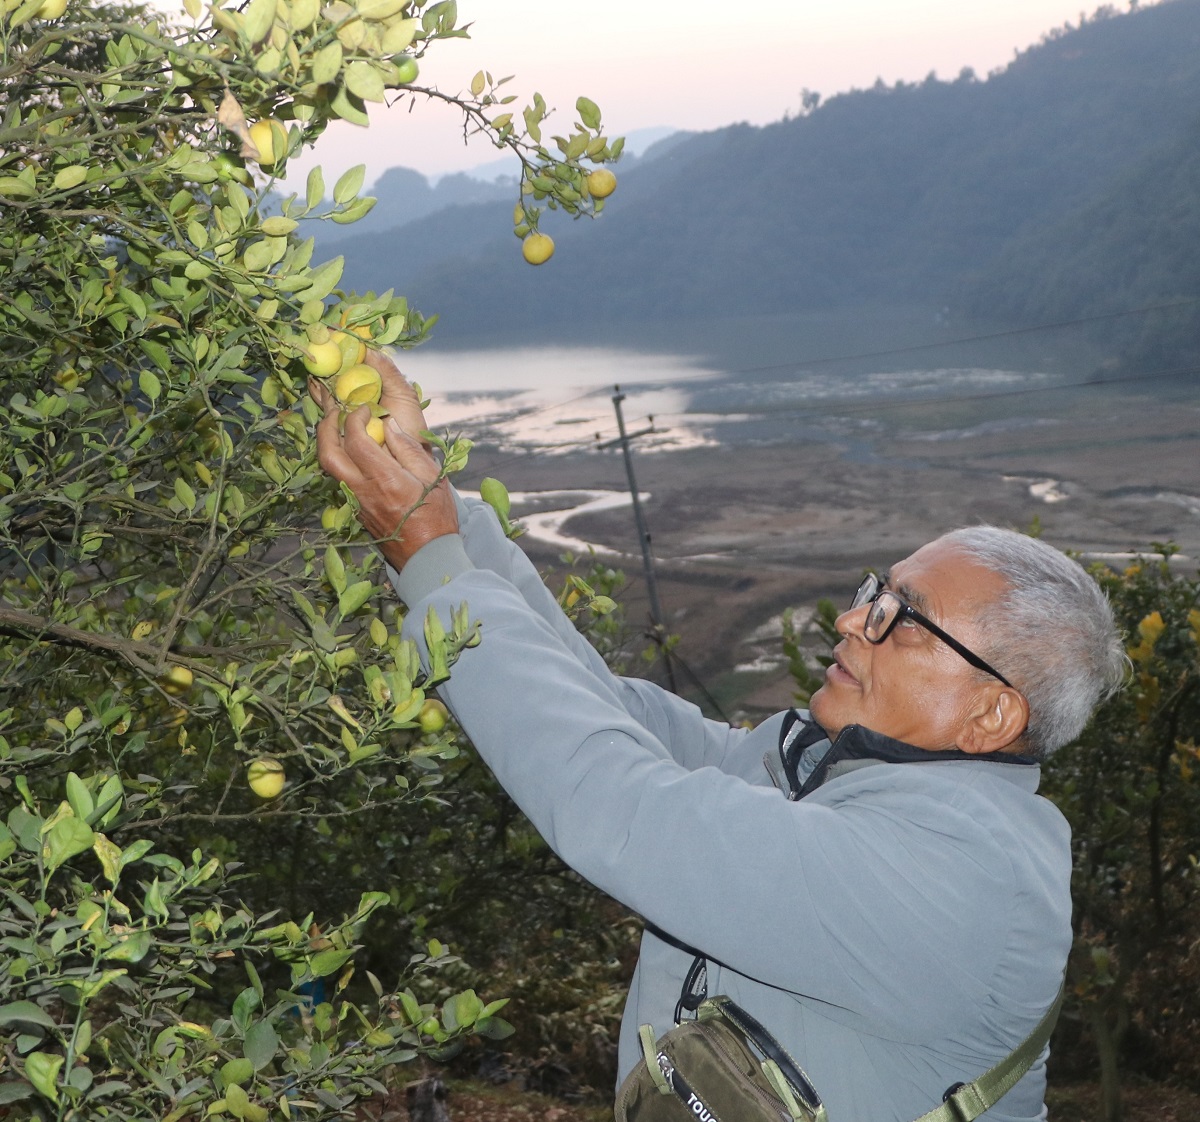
[{"xmin": 390, "ymin": 494, "xmax": 1072, "ymax": 1122}]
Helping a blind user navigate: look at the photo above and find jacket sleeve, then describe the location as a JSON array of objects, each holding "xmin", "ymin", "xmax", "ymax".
[
  {"xmin": 388, "ymin": 491, "xmax": 757, "ymax": 775},
  {"xmin": 397, "ymin": 564, "xmax": 1050, "ymax": 1041}
]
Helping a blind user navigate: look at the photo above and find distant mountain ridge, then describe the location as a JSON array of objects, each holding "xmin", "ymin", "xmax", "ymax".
[{"xmin": 326, "ymin": 0, "xmax": 1200, "ymax": 369}]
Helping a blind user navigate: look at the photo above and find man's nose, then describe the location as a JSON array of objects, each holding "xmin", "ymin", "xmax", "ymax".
[{"xmin": 835, "ymin": 603, "xmax": 870, "ymax": 639}]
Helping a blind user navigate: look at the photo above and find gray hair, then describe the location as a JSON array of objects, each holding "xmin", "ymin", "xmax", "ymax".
[{"xmin": 938, "ymin": 526, "xmax": 1128, "ymax": 758}]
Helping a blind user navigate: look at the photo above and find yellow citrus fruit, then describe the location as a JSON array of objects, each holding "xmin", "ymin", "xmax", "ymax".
[
  {"xmin": 418, "ymin": 699, "xmax": 449, "ymax": 734},
  {"xmin": 332, "ymin": 329, "xmax": 368, "ymax": 368},
  {"xmin": 247, "ymin": 757, "xmax": 286, "ymax": 800},
  {"xmin": 301, "ymin": 339, "xmax": 344, "ymax": 378},
  {"xmin": 365, "ymin": 416, "xmax": 387, "ymax": 445},
  {"xmin": 333, "ymin": 364, "xmax": 383, "ymax": 407},
  {"xmin": 248, "ymin": 119, "xmax": 287, "ymax": 168},
  {"xmin": 160, "ymin": 666, "xmax": 193, "ymax": 696},
  {"xmin": 35, "ymin": 0, "xmax": 68, "ymax": 17},
  {"xmin": 587, "ymin": 168, "xmax": 617, "ymax": 198},
  {"xmin": 522, "ymin": 233, "xmax": 555, "ymax": 266}
]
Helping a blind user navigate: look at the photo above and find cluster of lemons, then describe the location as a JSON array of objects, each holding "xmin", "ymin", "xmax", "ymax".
[
  {"xmin": 299, "ymin": 316, "xmax": 390, "ymax": 444},
  {"xmin": 520, "ymin": 167, "xmax": 617, "ymax": 266}
]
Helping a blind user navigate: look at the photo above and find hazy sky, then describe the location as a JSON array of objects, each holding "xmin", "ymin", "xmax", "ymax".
[{"xmin": 278, "ymin": 1, "xmax": 1145, "ymax": 186}]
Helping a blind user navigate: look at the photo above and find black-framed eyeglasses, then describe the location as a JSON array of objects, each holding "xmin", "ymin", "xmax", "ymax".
[{"xmin": 849, "ymin": 573, "xmax": 1014, "ymax": 688}]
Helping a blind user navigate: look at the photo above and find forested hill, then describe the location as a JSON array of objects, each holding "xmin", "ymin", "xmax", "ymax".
[{"xmin": 325, "ymin": 0, "xmax": 1200, "ymax": 367}]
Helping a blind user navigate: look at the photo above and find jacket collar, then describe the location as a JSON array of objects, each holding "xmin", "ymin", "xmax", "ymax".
[{"xmin": 772, "ymin": 708, "xmax": 1040, "ymax": 802}]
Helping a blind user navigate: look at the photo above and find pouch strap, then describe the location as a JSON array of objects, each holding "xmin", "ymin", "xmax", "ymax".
[
  {"xmin": 912, "ymin": 981, "xmax": 1066, "ymax": 1122},
  {"xmin": 706, "ymin": 996, "xmax": 825, "ymax": 1118},
  {"xmin": 637, "ymin": 1024, "xmax": 672, "ymax": 1096}
]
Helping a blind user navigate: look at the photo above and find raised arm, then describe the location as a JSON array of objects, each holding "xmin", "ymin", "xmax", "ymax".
[{"xmin": 311, "ymin": 353, "xmax": 756, "ymax": 773}]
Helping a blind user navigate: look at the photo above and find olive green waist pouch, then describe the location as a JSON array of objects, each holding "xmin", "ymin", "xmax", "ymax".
[{"xmin": 615, "ymin": 996, "xmax": 826, "ymax": 1122}]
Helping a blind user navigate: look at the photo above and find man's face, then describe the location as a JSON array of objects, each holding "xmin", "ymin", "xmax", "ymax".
[{"xmin": 808, "ymin": 538, "xmax": 1009, "ymax": 751}]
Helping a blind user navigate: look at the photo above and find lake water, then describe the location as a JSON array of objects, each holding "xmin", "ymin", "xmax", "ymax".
[{"xmin": 398, "ymin": 344, "xmax": 1069, "ymax": 457}]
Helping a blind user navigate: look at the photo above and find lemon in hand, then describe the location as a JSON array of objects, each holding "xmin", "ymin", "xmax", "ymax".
[{"xmin": 333, "ymin": 364, "xmax": 383, "ymax": 407}]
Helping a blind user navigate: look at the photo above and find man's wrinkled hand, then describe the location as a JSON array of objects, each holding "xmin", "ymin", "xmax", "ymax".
[{"xmin": 311, "ymin": 357, "xmax": 459, "ymax": 571}]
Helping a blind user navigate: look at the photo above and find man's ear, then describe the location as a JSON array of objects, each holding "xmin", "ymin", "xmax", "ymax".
[{"xmin": 957, "ymin": 686, "xmax": 1030, "ymax": 756}]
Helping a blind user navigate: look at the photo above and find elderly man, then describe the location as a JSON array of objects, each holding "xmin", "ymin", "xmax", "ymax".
[{"xmin": 313, "ymin": 356, "xmax": 1126, "ymax": 1122}]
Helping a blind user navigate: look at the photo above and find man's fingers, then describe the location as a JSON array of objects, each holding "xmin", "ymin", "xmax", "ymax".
[
  {"xmin": 383, "ymin": 426, "xmax": 443, "ymax": 485},
  {"xmin": 341, "ymin": 406, "xmax": 441, "ymax": 485},
  {"xmin": 314, "ymin": 398, "xmax": 362, "ymax": 486},
  {"xmin": 364, "ymin": 349, "xmax": 429, "ymax": 441}
]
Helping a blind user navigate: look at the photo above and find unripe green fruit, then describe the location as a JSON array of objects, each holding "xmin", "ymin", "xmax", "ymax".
[
  {"xmin": 393, "ymin": 54, "xmax": 419, "ymax": 84},
  {"xmin": 418, "ymin": 699, "xmax": 449, "ymax": 734}
]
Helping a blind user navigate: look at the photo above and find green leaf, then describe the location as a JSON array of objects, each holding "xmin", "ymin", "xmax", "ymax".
[
  {"xmin": 576, "ymin": 96, "xmax": 601, "ymax": 129},
  {"xmin": 299, "ymin": 256, "xmax": 345, "ymax": 302},
  {"xmin": 243, "ymin": 1020, "xmax": 278, "ymax": 1070},
  {"xmin": 104, "ymin": 929, "xmax": 152, "ymax": 964},
  {"xmin": 0, "ymin": 1083, "xmax": 34, "ymax": 1105},
  {"xmin": 305, "ymin": 166, "xmax": 326, "ymax": 210},
  {"xmin": 65, "ymin": 773, "xmax": 93, "ymax": 820},
  {"xmin": 93, "ymin": 833, "xmax": 122, "ymax": 885},
  {"xmin": 53, "ymin": 165, "xmax": 89, "ymax": 191},
  {"xmin": 9, "ymin": 806, "xmax": 43, "ymax": 852},
  {"xmin": 139, "ymin": 369, "xmax": 162, "ymax": 404},
  {"xmin": 398, "ymin": 990, "xmax": 422, "ymax": 1024},
  {"xmin": 311, "ymin": 40, "xmax": 343, "ymax": 86},
  {"xmin": 139, "ymin": 338, "xmax": 172, "ymax": 375},
  {"xmin": 0, "ymin": 177, "xmax": 37, "ymax": 198},
  {"xmin": 221, "ymin": 1057, "xmax": 254, "ymax": 1087},
  {"xmin": 338, "ymin": 580, "xmax": 374, "ymax": 617},
  {"xmin": 25, "ymin": 1052, "xmax": 62, "ymax": 1103},
  {"xmin": 290, "ymin": 0, "xmax": 318, "ymax": 28},
  {"xmin": 0, "ymin": 1002, "xmax": 57, "ymax": 1031},
  {"xmin": 333, "ymin": 165, "xmax": 366, "ymax": 206},
  {"xmin": 232, "ymin": 987, "xmax": 260, "ymax": 1033},
  {"xmin": 225, "ymin": 1082, "xmax": 250, "ymax": 1118},
  {"xmin": 260, "ymin": 216, "xmax": 297, "ymax": 236},
  {"xmin": 329, "ymin": 84, "xmax": 370, "ymax": 126},
  {"xmin": 453, "ymin": 988, "xmax": 483, "ymax": 1027},
  {"xmin": 242, "ymin": 0, "xmax": 277, "ymax": 43},
  {"xmin": 323, "ymin": 547, "xmax": 347, "ymax": 596},
  {"xmin": 309, "ymin": 947, "xmax": 353, "ymax": 977},
  {"xmin": 174, "ymin": 476, "xmax": 197, "ymax": 510},
  {"xmin": 358, "ymin": 0, "xmax": 408, "ymax": 17},
  {"xmin": 330, "ymin": 196, "xmax": 376, "ymax": 225},
  {"xmin": 344, "ymin": 62, "xmax": 386, "ymax": 103},
  {"xmin": 44, "ymin": 817, "xmax": 94, "ymax": 874},
  {"xmin": 475, "ymin": 1015, "xmax": 514, "ymax": 1040}
]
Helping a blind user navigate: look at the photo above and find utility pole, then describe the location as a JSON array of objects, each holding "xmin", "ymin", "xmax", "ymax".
[{"xmin": 601, "ymin": 385, "xmax": 678, "ymax": 693}]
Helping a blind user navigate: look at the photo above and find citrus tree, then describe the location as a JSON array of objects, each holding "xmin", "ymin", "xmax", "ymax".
[
  {"xmin": 0, "ymin": 0, "xmax": 621, "ymax": 1115},
  {"xmin": 1044, "ymin": 550, "xmax": 1200, "ymax": 1122}
]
